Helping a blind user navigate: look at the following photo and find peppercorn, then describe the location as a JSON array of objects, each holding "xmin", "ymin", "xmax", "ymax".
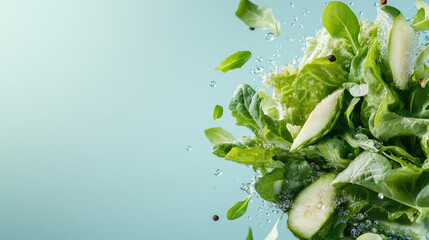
[
  {"xmin": 249, "ymin": 27, "xmax": 255, "ymax": 31},
  {"xmin": 212, "ymin": 215, "xmax": 219, "ymax": 221},
  {"xmin": 328, "ymin": 55, "xmax": 336, "ymax": 62},
  {"xmin": 380, "ymin": 0, "xmax": 387, "ymax": 5}
]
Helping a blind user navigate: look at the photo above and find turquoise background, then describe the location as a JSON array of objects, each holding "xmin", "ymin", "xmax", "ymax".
[{"xmin": 0, "ymin": 0, "xmax": 418, "ymax": 239}]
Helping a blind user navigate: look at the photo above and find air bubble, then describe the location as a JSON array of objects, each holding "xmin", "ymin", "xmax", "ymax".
[
  {"xmin": 267, "ymin": 219, "xmax": 271, "ymax": 223},
  {"xmin": 378, "ymin": 193, "xmax": 384, "ymax": 199},
  {"xmin": 210, "ymin": 81, "xmax": 217, "ymax": 88},
  {"xmin": 248, "ymin": 216, "xmax": 252, "ymax": 220},
  {"xmin": 256, "ymin": 56, "xmax": 264, "ymax": 62},
  {"xmin": 317, "ymin": 201, "xmax": 324, "ymax": 209},
  {"xmin": 214, "ymin": 169, "xmax": 222, "ymax": 176},
  {"xmin": 258, "ymin": 223, "xmax": 262, "ymax": 228},
  {"xmin": 299, "ymin": 24, "xmax": 303, "ymax": 29},
  {"xmin": 289, "ymin": 3, "xmax": 295, "ymax": 8},
  {"xmin": 186, "ymin": 145, "xmax": 192, "ymax": 151},
  {"xmin": 294, "ymin": 16, "xmax": 298, "ymax": 21},
  {"xmin": 265, "ymin": 32, "xmax": 274, "ymax": 41}
]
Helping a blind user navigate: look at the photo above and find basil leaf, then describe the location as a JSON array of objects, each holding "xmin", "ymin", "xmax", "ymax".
[
  {"xmin": 322, "ymin": 1, "xmax": 360, "ymax": 54},
  {"xmin": 204, "ymin": 127, "xmax": 235, "ymax": 145},
  {"xmin": 246, "ymin": 227, "xmax": 253, "ymax": 240},
  {"xmin": 213, "ymin": 105, "xmax": 223, "ymax": 120},
  {"xmin": 214, "ymin": 51, "xmax": 252, "ymax": 73},
  {"xmin": 227, "ymin": 195, "xmax": 251, "ymax": 220},
  {"xmin": 235, "ymin": 0, "xmax": 280, "ymax": 37}
]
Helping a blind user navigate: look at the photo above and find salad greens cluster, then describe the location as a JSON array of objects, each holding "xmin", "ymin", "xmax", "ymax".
[{"xmin": 207, "ymin": 0, "xmax": 429, "ymax": 239}]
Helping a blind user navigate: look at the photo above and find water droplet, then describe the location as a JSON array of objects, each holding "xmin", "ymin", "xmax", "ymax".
[
  {"xmin": 256, "ymin": 56, "xmax": 264, "ymax": 62},
  {"xmin": 291, "ymin": 23, "xmax": 295, "ymax": 26},
  {"xmin": 258, "ymin": 207, "xmax": 262, "ymax": 211},
  {"xmin": 350, "ymin": 2, "xmax": 354, "ymax": 6},
  {"xmin": 426, "ymin": 36, "xmax": 429, "ymax": 42},
  {"xmin": 282, "ymin": 20, "xmax": 287, "ymax": 25},
  {"xmin": 374, "ymin": 2, "xmax": 379, "ymax": 6},
  {"xmin": 366, "ymin": 220, "xmax": 372, "ymax": 225},
  {"xmin": 289, "ymin": 3, "xmax": 294, "ymax": 8},
  {"xmin": 258, "ymin": 223, "xmax": 262, "ymax": 227},
  {"xmin": 186, "ymin": 145, "xmax": 192, "ymax": 151},
  {"xmin": 356, "ymin": 213, "xmax": 364, "ymax": 220},
  {"xmin": 360, "ymin": 11, "xmax": 364, "ymax": 16},
  {"xmin": 240, "ymin": 183, "xmax": 251, "ymax": 194},
  {"xmin": 299, "ymin": 24, "xmax": 304, "ymax": 29},
  {"xmin": 374, "ymin": 220, "xmax": 379, "ymax": 225},
  {"xmin": 213, "ymin": 186, "xmax": 217, "ymax": 190},
  {"xmin": 378, "ymin": 193, "xmax": 384, "ymax": 199},
  {"xmin": 317, "ymin": 201, "xmax": 324, "ymax": 209},
  {"xmin": 255, "ymin": 65, "xmax": 264, "ymax": 73},
  {"xmin": 210, "ymin": 81, "xmax": 217, "ymax": 88},
  {"xmin": 248, "ymin": 216, "xmax": 252, "ymax": 220},
  {"xmin": 265, "ymin": 32, "xmax": 274, "ymax": 41},
  {"xmin": 306, "ymin": 10, "xmax": 310, "ymax": 13},
  {"xmin": 294, "ymin": 16, "xmax": 298, "ymax": 21},
  {"xmin": 214, "ymin": 169, "xmax": 222, "ymax": 176},
  {"xmin": 269, "ymin": 59, "xmax": 275, "ymax": 65},
  {"xmin": 267, "ymin": 219, "xmax": 271, "ymax": 223}
]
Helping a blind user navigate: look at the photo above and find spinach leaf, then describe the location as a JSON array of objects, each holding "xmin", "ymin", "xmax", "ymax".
[
  {"xmin": 333, "ymin": 152, "xmax": 392, "ymax": 187},
  {"xmin": 227, "ymin": 195, "xmax": 251, "ymax": 220},
  {"xmin": 211, "ymin": 136, "xmax": 260, "ymax": 158},
  {"xmin": 204, "ymin": 127, "xmax": 235, "ymax": 145},
  {"xmin": 317, "ymin": 137, "xmax": 353, "ymax": 170},
  {"xmin": 214, "ymin": 51, "xmax": 252, "ymax": 73},
  {"xmin": 246, "ymin": 227, "xmax": 253, "ymax": 240},
  {"xmin": 322, "ymin": 1, "xmax": 360, "ymax": 54},
  {"xmin": 235, "ymin": 0, "xmax": 280, "ymax": 37},
  {"xmin": 213, "ymin": 105, "xmax": 223, "ymax": 120}
]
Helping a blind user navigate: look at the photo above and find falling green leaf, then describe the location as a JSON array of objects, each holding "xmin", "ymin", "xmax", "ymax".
[
  {"xmin": 227, "ymin": 195, "xmax": 251, "ymax": 220},
  {"xmin": 213, "ymin": 105, "xmax": 223, "ymax": 120},
  {"xmin": 235, "ymin": 0, "xmax": 280, "ymax": 37},
  {"xmin": 214, "ymin": 51, "xmax": 252, "ymax": 73}
]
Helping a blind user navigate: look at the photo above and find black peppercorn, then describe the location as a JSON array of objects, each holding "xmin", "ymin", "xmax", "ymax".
[
  {"xmin": 249, "ymin": 27, "xmax": 255, "ymax": 31},
  {"xmin": 212, "ymin": 215, "xmax": 219, "ymax": 221},
  {"xmin": 328, "ymin": 55, "xmax": 336, "ymax": 62}
]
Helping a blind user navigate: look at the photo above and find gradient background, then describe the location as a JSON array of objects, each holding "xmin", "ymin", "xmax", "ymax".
[{"xmin": 0, "ymin": 0, "xmax": 419, "ymax": 239}]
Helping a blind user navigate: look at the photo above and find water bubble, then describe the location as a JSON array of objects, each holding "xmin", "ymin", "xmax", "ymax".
[
  {"xmin": 374, "ymin": 220, "xmax": 379, "ymax": 225},
  {"xmin": 210, "ymin": 81, "xmax": 217, "ymax": 88},
  {"xmin": 378, "ymin": 193, "xmax": 384, "ymax": 199},
  {"xmin": 374, "ymin": 2, "xmax": 379, "ymax": 6},
  {"xmin": 186, "ymin": 145, "xmax": 192, "ymax": 151},
  {"xmin": 282, "ymin": 20, "xmax": 287, "ymax": 25},
  {"xmin": 317, "ymin": 201, "xmax": 324, "ymax": 209},
  {"xmin": 299, "ymin": 24, "xmax": 304, "ymax": 29},
  {"xmin": 240, "ymin": 183, "xmax": 251, "ymax": 194},
  {"xmin": 360, "ymin": 11, "xmax": 364, "ymax": 16},
  {"xmin": 265, "ymin": 32, "xmax": 274, "ymax": 41},
  {"xmin": 256, "ymin": 56, "xmax": 264, "ymax": 62},
  {"xmin": 269, "ymin": 59, "xmax": 275, "ymax": 65},
  {"xmin": 258, "ymin": 207, "xmax": 262, "ymax": 211},
  {"xmin": 258, "ymin": 223, "xmax": 262, "ymax": 228},
  {"xmin": 350, "ymin": 2, "xmax": 354, "ymax": 6},
  {"xmin": 291, "ymin": 23, "xmax": 295, "ymax": 27},
  {"xmin": 366, "ymin": 220, "xmax": 372, "ymax": 225},
  {"xmin": 248, "ymin": 216, "xmax": 252, "ymax": 220},
  {"xmin": 214, "ymin": 169, "xmax": 222, "ymax": 176},
  {"xmin": 356, "ymin": 213, "xmax": 364, "ymax": 220},
  {"xmin": 306, "ymin": 10, "xmax": 310, "ymax": 13},
  {"xmin": 294, "ymin": 16, "xmax": 298, "ymax": 21},
  {"xmin": 267, "ymin": 219, "xmax": 271, "ymax": 223},
  {"xmin": 255, "ymin": 65, "xmax": 264, "ymax": 73},
  {"xmin": 289, "ymin": 3, "xmax": 295, "ymax": 8}
]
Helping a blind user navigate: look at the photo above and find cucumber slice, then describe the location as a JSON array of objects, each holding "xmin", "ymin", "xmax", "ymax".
[
  {"xmin": 290, "ymin": 89, "xmax": 344, "ymax": 151},
  {"xmin": 357, "ymin": 233, "xmax": 387, "ymax": 240},
  {"xmin": 378, "ymin": 6, "xmax": 418, "ymax": 90},
  {"xmin": 287, "ymin": 173, "xmax": 336, "ymax": 239}
]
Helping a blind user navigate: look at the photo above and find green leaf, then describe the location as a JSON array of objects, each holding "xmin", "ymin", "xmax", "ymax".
[
  {"xmin": 412, "ymin": 0, "xmax": 429, "ymax": 31},
  {"xmin": 213, "ymin": 105, "xmax": 223, "ymax": 120},
  {"xmin": 235, "ymin": 0, "xmax": 280, "ymax": 37},
  {"xmin": 343, "ymin": 82, "xmax": 368, "ymax": 97},
  {"xmin": 254, "ymin": 168, "xmax": 285, "ymax": 201},
  {"xmin": 225, "ymin": 146, "xmax": 273, "ymax": 167},
  {"xmin": 322, "ymin": 1, "xmax": 360, "ymax": 54},
  {"xmin": 211, "ymin": 136, "xmax": 260, "ymax": 158},
  {"xmin": 413, "ymin": 45, "xmax": 429, "ymax": 86},
  {"xmin": 204, "ymin": 127, "xmax": 235, "ymax": 145},
  {"xmin": 214, "ymin": 51, "xmax": 252, "ymax": 73},
  {"xmin": 333, "ymin": 152, "xmax": 392, "ymax": 187},
  {"xmin": 246, "ymin": 227, "xmax": 253, "ymax": 240},
  {"xmin": 227, "ymin": 195, "xmax": 251, "ymax": 220},
  {"xmin": 317, "ymin": 137, "xmax": 353, "ymax": 170}
]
